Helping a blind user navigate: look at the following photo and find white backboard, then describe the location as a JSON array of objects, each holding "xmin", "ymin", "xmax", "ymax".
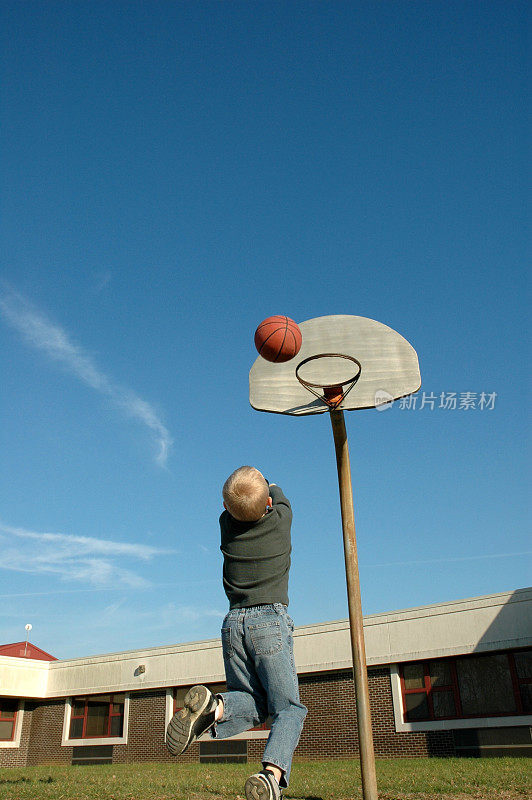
[{"xmin": 249, "ymin": 314, "xmax": 421, "ymax": 415}]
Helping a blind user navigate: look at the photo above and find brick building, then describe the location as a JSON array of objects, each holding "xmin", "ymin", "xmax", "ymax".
[{"xmin": 1, "ymin": 588, "xmax": 531, "ymax": 767}]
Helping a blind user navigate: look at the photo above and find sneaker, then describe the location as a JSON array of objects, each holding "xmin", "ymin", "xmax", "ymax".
[
  {"xmin": 244, "ymin": 769, "xmax": 282, "ymax": 800},
  {"xmin": 166, "ymin": 685, "xmax": 217, "ymax": 755}
]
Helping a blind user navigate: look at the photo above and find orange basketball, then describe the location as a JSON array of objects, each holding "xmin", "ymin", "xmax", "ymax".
[{"xmin": 254, "ymin": 315, "xmax": 302, "ymax": 363}]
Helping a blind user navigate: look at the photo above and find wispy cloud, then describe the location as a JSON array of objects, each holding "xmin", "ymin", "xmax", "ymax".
[
  {"xmin": 0, "ymin": 290, "xmax": 173, "ymax": 466},
  {"xmin": 93, "ymin": 599, "xmax": 225, "ymax": 631},
  {"xmin": 53, "ymin": 601, "xmax": 225, "ymax": 657},
  {"xmin": 0, "ymin": 521, "xmax": 167, "ymax": 588},
  {"xmin": 0, "ymin": 577, "xmax": 218, "ymax": 600},
  {"xmin": 94, "ymin": 271, "xmax": 112, "ymax": 292}
]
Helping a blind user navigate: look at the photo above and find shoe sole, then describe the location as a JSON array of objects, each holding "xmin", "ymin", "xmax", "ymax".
[
  {"xmin": 245, "ymin": 775, "xmax": 275, "ymax": 800},
  {"xmin": 166, "ymin": 685, "xmax": 212, "ymax": 756}
]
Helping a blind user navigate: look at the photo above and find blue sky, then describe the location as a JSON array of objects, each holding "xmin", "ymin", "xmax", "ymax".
[{"xmin": 1, "ymin": 1, "xmax": 529, "ymax": 659}]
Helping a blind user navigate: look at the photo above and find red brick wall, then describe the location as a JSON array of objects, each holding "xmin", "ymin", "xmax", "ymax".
[
  {"xmin": 295, "ymin": 667, "xmax": 454, "ymax": 760},
  {"xmin": 248, "ymin": 738, "xmax": 269, "ymax": 764},
  {"xmin": 2, "ymin": 668, "xmax": 456, "ymax": 767},
  {"xmin": 297, "ymin": 669, "xmax": 358, "ymax": 759},
  {"xmin": 368, "ymin": 667, "xmax": 454, "ymax": 757},
  {"xmin": 0, "ymin": 702, "xmax": 33, "ymax": 768},
  {"xmin": 26, "ymin": 700, "xmax": 72, "ymax": 766},
  {"xmin": 113, "ymin": 691, "xmax": 188, "ymax": 764},
  {"xmin": 13, "ymin": 691, "xmax": 203, "ymax": 767}
]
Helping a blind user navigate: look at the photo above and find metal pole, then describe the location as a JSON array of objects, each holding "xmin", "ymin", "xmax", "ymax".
[{"xmin": 330, "ymin": 409, "xmax": 378, "ymax": 800}]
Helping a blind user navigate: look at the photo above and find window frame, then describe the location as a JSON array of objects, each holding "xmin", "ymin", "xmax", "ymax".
[
  {"xmin": 0, "ymin": 699, "xmax": 23, "ymax": 748},
  {"xmin": 62, "ymin": 693, "xmax": 129, "ymax": 747},
  {"xmin": 400, "ymin": 660, "xmax": 461, "ymax": 722},
  {"xmin": 510, "ymin": 650, "xmax": 532, "ymax": 712},
  {"xmin": 400, "ymin": 652, "xmax": 529, "ymax": 723},
  {"xmin": 69, "ymin": 693, "xmax": 125, "ymax": 739},
  {"xmin": 391, "ymin": 649, "xmax": 532, "ymax": 732}
]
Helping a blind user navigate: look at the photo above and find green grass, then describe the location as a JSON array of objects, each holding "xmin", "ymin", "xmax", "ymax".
[{"xmin": 0, "ymin": 758, "xmax": 530, "ymax": 800}]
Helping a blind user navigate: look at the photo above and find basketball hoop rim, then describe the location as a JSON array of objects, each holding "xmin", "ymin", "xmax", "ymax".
[{"xmin": 295, "ymin": 353, "xmax": 362, "ymax": 390}]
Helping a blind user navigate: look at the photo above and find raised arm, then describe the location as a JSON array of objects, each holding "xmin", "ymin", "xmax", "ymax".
[{"xmin": 268, "ymin": 483, "xmax": 292, "ymax": 520}]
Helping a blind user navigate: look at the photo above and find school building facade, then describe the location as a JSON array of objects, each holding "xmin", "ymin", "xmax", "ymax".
[{"xmin": 1, "ymin": 587, "xmax": 531, "ymax": 767}]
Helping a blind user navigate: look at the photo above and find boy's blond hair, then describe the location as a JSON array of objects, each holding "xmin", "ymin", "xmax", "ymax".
[{"xmin": 223, "ymin": 466, "xmax": 269, "ymax": 522}]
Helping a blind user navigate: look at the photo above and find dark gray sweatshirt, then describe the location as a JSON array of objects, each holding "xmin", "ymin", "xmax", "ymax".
[{"xmin": 219, "ymin": 484, "xmax": 292, "ymax": 608}]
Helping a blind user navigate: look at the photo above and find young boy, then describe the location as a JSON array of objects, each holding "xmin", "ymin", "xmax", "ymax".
[{"xmin": 166, "ymin": 466, "xmax": 307, "ymax": 800}]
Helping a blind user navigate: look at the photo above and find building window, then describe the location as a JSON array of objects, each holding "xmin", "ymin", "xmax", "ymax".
[
  {"xmin": 401, "ymin": 660, "xmax": 459, "ymax": 721},
  {"xmin": 455, "ymin": 654, "xmax": 515, "ymax": 716},
  {"xmin": 0, "ymin": 699, "xmax": 18, "ymax": 741},
  {"xmin": 199, "ymin": 739, "xmax": 247, "ymax": 763},
  {"xmin": 69, "ymin": 694, "xmax": 125, "ymax": 739},
  {"xmin": 514, "ymin": 650, "xmax": 532, "ymax": 712},
  {"xmin": 400, "ymin": 650, "xmax": 532, "ymax": 722}
]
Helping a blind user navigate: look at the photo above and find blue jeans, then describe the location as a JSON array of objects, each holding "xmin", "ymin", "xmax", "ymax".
[{"xmin": 214, "ymin": 603, "xmax": 307, "ymax": 788}]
